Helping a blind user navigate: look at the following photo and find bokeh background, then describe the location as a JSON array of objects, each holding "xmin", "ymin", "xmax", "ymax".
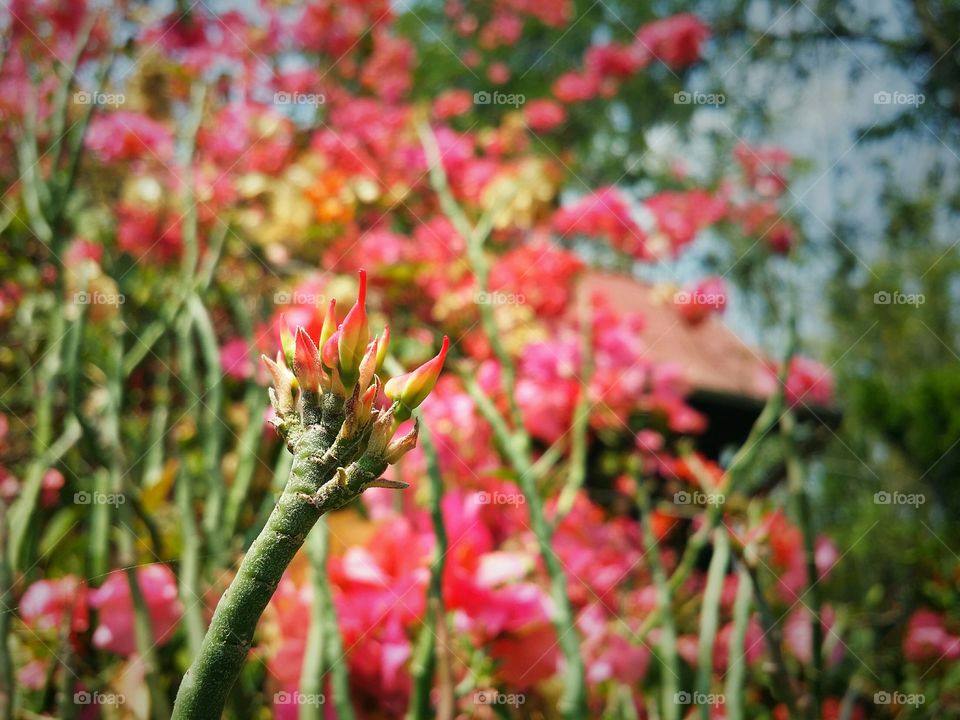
[{"xmin": 1, "ymin": 0, "xmax": 958, "ymax": 718}]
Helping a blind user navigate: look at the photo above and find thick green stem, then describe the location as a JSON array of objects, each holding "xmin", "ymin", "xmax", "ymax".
[
  {"xmin": 695, "ymin": 529, "xmax": 729, "ymax": 720},
  {"xmin": 173, "ymin": 405, "xmax": 387, "ymax": 719}
]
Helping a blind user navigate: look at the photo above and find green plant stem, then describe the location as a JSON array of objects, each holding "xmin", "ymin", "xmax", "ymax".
[
  {"xmin": 172, "ymin": 394, "xmax": 389, "ymax": 719},
  {"xmin": 782, "ymin": 410, "xmax": 822, "ymax": 719},
  {"xmin": 745, "ymin": 565, "xmax": 799, "ymax": 719},
  {"xmin": 637, "ymin": 485, "xmax": 679, "ymax": 720},
  {"xmin": 407, "ymin": 419, "xmax": 451, "ymax": 720},
  {"xmin": 723, "ymin": 563, "xmax": 753, "ymax": 720},
  {"xmin": 189, "ymin": 296, "xmax": 227, "ymax": 566},
  {"xmin": 301, "ymin": 517, "xmax": 355, "ymax": 720},
  {"xmin": 0, "ymin": 505, "xmax": 15, "ymax": 720},
  {"xmin": 461, "ymin": 375, "xmax": 588, "ymax": 719},
  {"xmin": 104, "ymin": 318, "xmax": 170, "ymax": 720},
  {"xmin": 177, "ymin": 315, "xmax": 208, "ymax": 658},
  {"xmin": 696, "ymin": 529, "xmax": 729, "ymax": 720},
  {"xmin": 417, "ymin": 122, "xmax": 525, "ymax": 437},
  {"xmin": 556, "ymin": 290, "xmax": 593, "ymax": 521}
]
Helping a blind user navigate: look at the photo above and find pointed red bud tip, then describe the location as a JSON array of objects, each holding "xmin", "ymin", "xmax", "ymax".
[
  {"xmin": 279, "ymin": 316, "xmax": 295, "ymax": 367},
  {"xmin": 383, "ymin": 336, "xmax": 449, "ymax": 411},
  {"xmin": 319, "ymin": 298, "xmax": 337, "ymax": 350},
  {"xmin": 293, "ymin": 327, "xmax": 322, "ymax": 391},
  {"xmin": 375, "ymin": 324, "xmax": 390, "ymax": 374},
  {"xmin": 338, "ymin": 270, "xmax": 369, "ymax": 384}
]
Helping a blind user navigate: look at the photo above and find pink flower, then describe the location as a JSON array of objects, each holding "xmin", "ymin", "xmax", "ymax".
[
  {"xmin": 585, "ymin": 43, "xmax": 648, "ymax": 78},
  {"xmin": 85, "ymin": 111, "xmax": 173, "ymax": 163},
  {"xmin": 904, "ymin": 610, "xmax": 960, "ymax": 662},
  {"xmin": 20, "ymin": 575, "xmax": 89, "ymax": 635},
  {"xmin": 40, "ymin": 468, "xmax": 64, "ymax": 507},
  {"xmin": 645, "ymin": 189, "xmax": 726, "ymax": 255},
  {"xmin": 433, "ymin": 89, "xmax": 473, "ymax": 119},
  {"xmin": 674, "ymin": 276, "xmax": 728, "ymax": 325},
  {"xmin": 553, "ymin": 187, "xmax": 646, "ymax": 258},
  {"xmin": 552, "ymin": 71, "xmax": 600, "ymax": 103},
  {"xmin": 784, "ymin": 605, "xmax": 844, "ymax": 666},
  {"xmin": 635, "ymin": 13, "xmax": 710, "ymax": 68},
  {"xmin": 523, "ymin": 99, "xmax": 567, "ymax": 132},
  {"xmin": 220, "ymin": 338, "xmax": 254, "ymax": 380},
  {"xmin": 758, "ymin": 356, "xmax": 835, "ymax": 408},
  {"xmin": 89, "ymin": 564, "xmax": 182, "ymax": 656}
]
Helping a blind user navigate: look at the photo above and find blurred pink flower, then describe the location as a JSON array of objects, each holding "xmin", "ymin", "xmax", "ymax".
[
  {"xmin": 904, "ymin": 609, "xmax": 960, "ymax": 663},
  {"xmin": 20, "ymin": 575, "xmax": 89, "ymax": 635},
  {"xmin": 85, "ymin": 111, "xmax": 173, "ymax": 163},
  {"xmin": 89, "ymin": 564, "xmax": 182, "ymax": 656},
  {"xmin": 635, "ymin": 13, "xmax": 710, "ymax": 68}
]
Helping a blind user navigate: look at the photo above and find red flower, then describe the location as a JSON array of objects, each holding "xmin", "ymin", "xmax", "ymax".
[{"xmin": 635, "ymin": 13, "xmax": 710, "ymax": 68}]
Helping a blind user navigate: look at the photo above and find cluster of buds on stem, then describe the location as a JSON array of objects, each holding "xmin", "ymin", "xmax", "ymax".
[{"xmin": 262, "ymin": 270, "xmax": 448, "ymax": 493}]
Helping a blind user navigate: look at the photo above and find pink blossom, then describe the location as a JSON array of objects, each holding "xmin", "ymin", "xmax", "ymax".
[
  {"xmin": 85, "ymin": 112, "xmax": 173, "ymax": 163},
  {"xmin": 552, "ymin": 71, "xmax": 601, "ymax": 103},
  {"xmin": 635, "ymin": 13, "xmax": 710, "ymax": 68},
  {"xmin": 89, "ymin": 565, "xmax": 182, "ymax": 656},
  {"xmin": 904, "ymin": 609, "xmax": 960, "ymax": 662},
  {"xmin": 553, "ymin": 186, "xmax": 647, "ymax": 258},
  {"xmin": 523, "ymin": 99, "xmax": 568, "ymax": 132},
  {"xmin": 220, "ymin": 338, "xmax": 254, "ymax": 380},
  {"xmin": 20, "ymin": 575, "xmax": 88, "ymax": 635}
]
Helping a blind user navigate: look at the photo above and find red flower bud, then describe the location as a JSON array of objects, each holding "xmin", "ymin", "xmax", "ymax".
[
  {"xmin": 293, "ymin": 327, "xmax": 322, "ymax": 392},
  {"xmin": 321, "ymin": 328, "xmax": 340, "ymax": 371},
  {"xmin": 279, "ymin": 315, "xmax": 295, "ymax": 367},
  {"xmin": 338, "ymin": 269, "xmax": 369, "ymax": 387},
  {"xmin": 383, "ymin": 336, "xmax": 449, "ymax": 414},
  {"xmin": 357, "ymin": 337, "xmax": 380, "ymax": 393},
  {"xmin": 375, "ymin": 324, "xmax": 390, "ymax": 374},
  {"xmin": 319, "ymin": 298, "xmax": 337, "ymax": 350}
]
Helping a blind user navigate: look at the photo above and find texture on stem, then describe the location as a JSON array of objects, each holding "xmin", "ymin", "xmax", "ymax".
[{"xmin": 172, "ymin": 273, "xmax": 446, "ymax": 719}]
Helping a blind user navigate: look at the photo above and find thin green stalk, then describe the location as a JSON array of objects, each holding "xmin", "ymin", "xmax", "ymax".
[
  {"xmin": 176, "ymin": 315, "xmax": 207, "ymax": 658},
  {"xmin": 724, "ymin": 563, "xmax": 753, "ymax": 720},
  {"xmin": 461, "ymin": 375, "xmax": 588, "ymax": 719},
  {"xmin": 189, "ymin": 296, "xmax": 227, "ymax": 566},
  {"xmin": 556, "ymin": 290, "xmax": 593, "ymax": 520},
  {"xmin": 0, "ymin": 505, "xmax": 15, "ymax": 720},
  {"xmin": 407, "ymin": 419, "xmax": 451, "ymax": 720},
  {"xmin": 695, "ymin": 529, "xmax": 729, "ymax": 720},
  {"xmin": 105, "ymin": 318, "xmax": 170, "ymax": 720},
  {"xmin": 300, "ymin": 523, "xmax": 329, "ymax": 720},
  {"xmin": 745, "ymin": 565, "xmax": 799, "ymax": 719},
  {"xmin": 637, "ymin": 485, "xmax": 679, "ymax": 720},
  {"xmin": 417, "ymin": 123, "xmax": 526, "ymax": 437},
  {"xmin": 301, "ymin": 517, "xmax": 355, "ymax": 720},
  {"xmin": 782, "ymin": 410, "xmax": 822, "ymax": 719}
]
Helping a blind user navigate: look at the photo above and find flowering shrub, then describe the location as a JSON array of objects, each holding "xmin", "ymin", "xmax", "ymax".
[{"xmin": 0, "ymin": 1, "xmax": 949, "ymax": 719}]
